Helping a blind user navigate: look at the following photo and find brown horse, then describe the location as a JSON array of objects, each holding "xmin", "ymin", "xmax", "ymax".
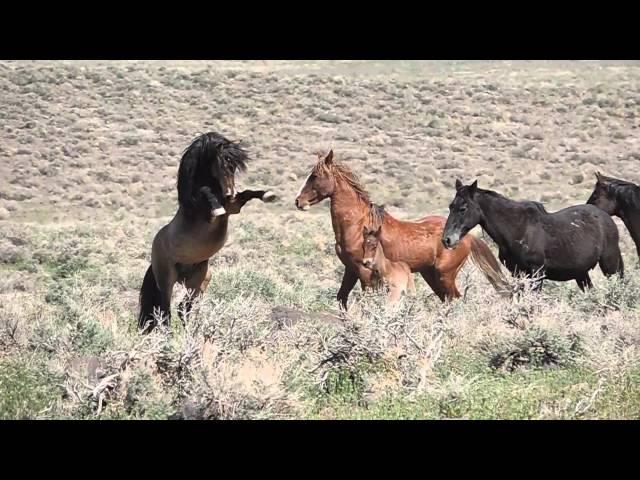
[
  {"xmin": 362, "ymin": 224, "xmax": 416, "ymax": 304},
  {"xmin": 138, "ymin": 132, "xmax": 276, "ymax": 333},
  {"xmin": 294, "ymin": 150, "xmax": 508, "ymax": 309}
]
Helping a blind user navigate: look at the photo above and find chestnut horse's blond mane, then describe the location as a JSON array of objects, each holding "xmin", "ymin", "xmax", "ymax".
[
  {"xmin": 312, "ymin": 153, "xmax": 386, "ymax": 228},
  {"xmin": 312, "ymin": 154, "xmax": 370, "ymax": 202}
]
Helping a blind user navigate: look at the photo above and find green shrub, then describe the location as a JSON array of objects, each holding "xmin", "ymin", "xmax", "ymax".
[{"xmin": 0, "ymin": 358, "xmax": 61, "ymax": 419}]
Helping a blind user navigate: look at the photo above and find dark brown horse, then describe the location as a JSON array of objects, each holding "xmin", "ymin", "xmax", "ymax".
[
  {"xmin": 138, "ymin": 132, "xmax": 276, "ymax": 332},
  {"xmin": 443, "ymin": 180, "xmax": 624, "ymax": 291},
  {"xmin": 294, "ymin": 151, "xmax": 508, "ymax": 308},
  {"xmin": 587, "ymin": 172, "xmax": 640, "ymax": 261}
]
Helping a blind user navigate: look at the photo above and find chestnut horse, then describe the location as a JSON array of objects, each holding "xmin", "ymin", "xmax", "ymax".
[
  {"xmin": 138, "ymin": 132, "xmax": 276, "ymax": 333},
  {"xmin": 294, "ymin": 150, "xmax": 508, "ymax": 308}
]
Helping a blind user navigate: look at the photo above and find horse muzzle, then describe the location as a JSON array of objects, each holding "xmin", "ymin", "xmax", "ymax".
[
  {"xmin": 295, "ymin": 198, "xmax": 310, "ymax": 211},
  {"xmin": 442, "ymin": 235, "xmax": 460, "ymax": 250}
]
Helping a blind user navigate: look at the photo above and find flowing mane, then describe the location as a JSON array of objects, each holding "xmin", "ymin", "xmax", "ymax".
[
  {"xmin": 312, "ymin": 155, "xmax": 370, "ymax": 203},
  {"xmin": 177, "ymin": 132, "xmax": 249, "ymax": 213},
  {"xmin": 369, "ymin": 202, "xmax": 386, "ymax": 228}
]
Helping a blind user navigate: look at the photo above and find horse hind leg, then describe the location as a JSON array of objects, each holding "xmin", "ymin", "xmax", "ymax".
[
  {"xmin": 146, "ymin": 258, "xmax": 178, "ymax": 332},
  {"xmin": 178, "ymin": 261, "xmax": 212, "ymax": 325},
  {"xmin": 599, "ymin": 247, "xmax": 624, "ymax": 279},
  {"xmin": 440, "ymin": 272, "xmax": 462, "ymax": 301},
  {"xmin": 575, "ymin": 273, "xmax": 593, "ymax": 292},
  {"xmin": 420, "ymin": 269, "xmax": 459, "ymax": 302}
]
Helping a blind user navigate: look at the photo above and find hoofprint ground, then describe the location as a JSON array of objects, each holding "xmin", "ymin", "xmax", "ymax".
[{"xmin": 1, "ymin": 60, "xmax": 639, "ymax": 419}]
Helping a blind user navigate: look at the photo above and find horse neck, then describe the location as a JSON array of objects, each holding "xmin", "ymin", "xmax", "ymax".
[
  {"xmin": 614, "ymin": 190, "xmax": 640, "ymax": 234},
  {"xmin": 620, "ymin": 205, "xmax": 640, "ymax": 244},
  {"xmin": 329, "ymin": 180, "xmax": 371, "ymax": 244},
  {"xmin": 476, "ymin": 191, "xmax": 531, "ymax": 247}
]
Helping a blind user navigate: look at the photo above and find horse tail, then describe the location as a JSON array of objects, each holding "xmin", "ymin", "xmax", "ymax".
[
  {"xmin": 138, "ymin": 264, "xmax": 163, "ymax": 332},
  {"xmin": 468, "ymin": 235, "xmax": 511, "ymax": 297}
]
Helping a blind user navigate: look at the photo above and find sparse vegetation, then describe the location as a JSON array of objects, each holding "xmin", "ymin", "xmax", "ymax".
[{"xmin": 1, "ymin": 60, "xmax": 639, "ymax": 419}]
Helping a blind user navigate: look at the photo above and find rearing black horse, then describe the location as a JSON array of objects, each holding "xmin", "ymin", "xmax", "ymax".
[
  {"xmin": 442, "ymin": 180, "xmax": 624, "ymax": 291},
  {"xmin": 138, "ymin": 132, "xmax": 277, "ymax": 333},
  {"xmin": 587, "ymin": 172, "xmax": 640, "ymax": 261}
]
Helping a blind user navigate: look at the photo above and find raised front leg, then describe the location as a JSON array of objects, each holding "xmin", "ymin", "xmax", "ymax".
[
  {"xmin": 197, "ymin": 185, "xmax": 226, "ymax": 219},
  {"xmin": 225, "ymin": 189, "xmax": 277, "ymax": 215}
]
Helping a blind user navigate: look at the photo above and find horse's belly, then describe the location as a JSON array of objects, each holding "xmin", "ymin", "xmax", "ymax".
[
  {"xmin": 544, "ymin": 248, "xmax": 600, "ymax": 274},
  {"xmin": 544, "ymin": 269, "xmax": 583, "ymax": 281}
]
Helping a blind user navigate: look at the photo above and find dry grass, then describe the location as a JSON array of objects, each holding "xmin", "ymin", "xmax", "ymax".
[{"xmin": 1, "ymin": 60, "xmax": 639, "ymax": 419}]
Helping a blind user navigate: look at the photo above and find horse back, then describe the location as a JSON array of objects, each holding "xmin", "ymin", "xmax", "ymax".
[
  {"xmin": 380, "ymin": 213, "xmax": 469, "ymax": 271},
  {"xmin": 549, "ymin": 204, "xmax": 618, "ymax": 239}
]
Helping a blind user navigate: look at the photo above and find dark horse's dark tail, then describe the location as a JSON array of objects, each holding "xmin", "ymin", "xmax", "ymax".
[{"xmin": 138, "ymin": 265, "xmax": 163, "ymax": 332}]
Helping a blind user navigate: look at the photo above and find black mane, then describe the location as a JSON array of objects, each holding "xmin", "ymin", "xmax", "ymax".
[
  {"xmin": 603, "ymin": 175, "xmax": 640, "ymax": 211},
  {"xmin": 477, "ymin": 188, "xmax": 548, "ymax": 214},
  {"xmin": 176, "ymin": 132, "xmax": 249, "ymax": 213}
]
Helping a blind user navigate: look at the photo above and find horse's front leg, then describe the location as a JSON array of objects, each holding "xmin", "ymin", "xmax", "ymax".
[
  {"xmin": 196, "ymin": 186, "xmax": 226, "ymax": 219},
  {"xmin": 337, "ymin": 268, "xmax": 359, "ymax": 310},
  {"xmin": 225, "ymin": 189, "xmax": 278, "ymax": 215}
]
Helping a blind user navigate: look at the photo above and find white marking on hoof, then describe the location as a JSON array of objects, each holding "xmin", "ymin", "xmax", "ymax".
[
  {"xmin": 262, "ymin": 191, "xmax": 277, "ymax": 203},
  {"xmin": 212, "ymin": 207, "xmax": 226, "ymax": 217}
]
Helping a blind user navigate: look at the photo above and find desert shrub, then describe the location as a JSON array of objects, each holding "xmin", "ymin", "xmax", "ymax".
[
  {"xmin": 121, "ymin": 370, "xmax": 174, "ymax": 419},
  {"xmin": 479, "ymin": 326, "xmax": 581, "ymax": 372},
  {"xmin": 0, "ymin": 357, "xmax": 62, "ymax": 419}
]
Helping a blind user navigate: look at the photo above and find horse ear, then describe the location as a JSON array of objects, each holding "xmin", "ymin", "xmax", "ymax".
[
  {"xmin": 455, "ymin": 179, "xmax": 463, "ymax": 191},
  {"xmin": 469, "ymin": 180, "xmax": 478, "ymax": 196},
  {"xmin": 362, "ymin": 225, "xmax": 368, "ymax": 235},
  {"xmin": 375, "ymin": 225, "xmax": 382, "ymax": 236},
  {"xmin": 595, "ymin": 171, "xmax": 602, "ymax": 182},
  {"xmin": 325, "ymin": 150, "xmax": 334, "ymax": 165}
]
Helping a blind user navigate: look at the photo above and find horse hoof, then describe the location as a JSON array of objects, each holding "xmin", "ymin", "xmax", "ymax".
[
  {"xmin": 262, "ymin": 191, "xmax": 277, "ymax": 203},
  {"xmin": 212, "ymin": 207, "xmax": 226, "ymax": 217}
]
